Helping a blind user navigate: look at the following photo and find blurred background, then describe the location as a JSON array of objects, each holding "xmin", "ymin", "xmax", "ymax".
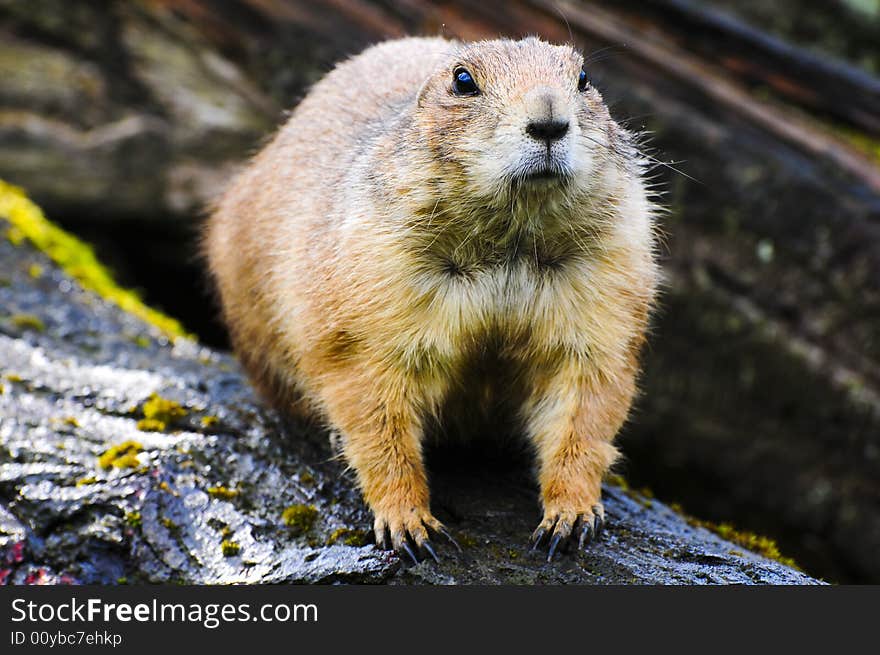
[{"xmin": 0, "ymin": 0, "xmax": 878, "ymax": 583}]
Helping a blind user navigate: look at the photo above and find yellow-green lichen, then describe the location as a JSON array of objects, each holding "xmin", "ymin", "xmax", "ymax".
[
  {"xmin": 6, "ymin": 225, "xmax": 25, "ymax": 245},
  {"xmin": 605, "ymin": 473, "xmax": 630, "ymax": 491},
  {"xmin": 98, "ymin": 440, "xmax": 143, "ymax": 469},
  {"xmin": 160, "ymin": 517, "xmax": 178, "ymax": 532},
  {"xmin": 455, "ymin": 532, "xmax": 479, "ymax": 549},
  {"xmin": 609, "ymin": 474, "xmax": 798, "ymax": 569},
  {"xmin": 0, "ymin": 382, "xmax": 4, "ymax": 395},
  {"xmin": 326, "ymin": 528, "xmax": 369, "ymax": 547},
  {"xmin": 10, "ymin": 313, "xmax": 45, "ymax": 332},
  {"xmin": 281, "ymin": 504, "xmax": 318, "ymax": 535},
  {"xmin": 207, "ymin": 486, "xmax": 239, "ymax": 501},
  {"xmin": 200, "ymin": 415, "xmax": 219, "ymax": 428},
  {"xmin": 136, "ymin": 393, "xmax": 187, "ymax": 432},
  {"xmin": 0, "ymin": 180, "xmax": 189, "ymax": 339},
  {"xmin": 4, "ymin": 374, "xmax": 22, "ymax": 383},
  {"xmin": 837, "ymin": 126, "xmax": 880, "ymax": 166},
  {"xmin": 221, "ymin": 540, "xmax": 241, "ymax": 556},
  {"xmin": 27, "ymin": 263, "xmax": 43, "ymax": 278},
  {"xmin": 671, "ymin": 502, "xmax": 800, "ymax": 570},
  {"xmin": 157, "ymin": 481, "xmax": 178, "ymax": 496},
  {"xmin": 131, "ymin": 335, "xmax": 151, "ymax": 349},
  {"xmin": 75, "ymin": 476, "xmax": 98, "ymax": 487},
  {"xmin": 124, "ymin": 511, "xmax": 142, "ymax": 528},
  {"xmin": 704, "ymin": 521, "xmax": 798, "ymax": 569},
  {"xmin": 136, "ymin": 418, "xmax": 166, "ymax": 432}
]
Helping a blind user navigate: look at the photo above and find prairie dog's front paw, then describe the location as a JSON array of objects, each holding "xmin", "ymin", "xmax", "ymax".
[
  {"xmin": 372, "ymin": 505, "xmax": 460, "ymax": 564},
  {"xmin": 530, "ymin": 501, "xmax": 605, "ymax": 561}
]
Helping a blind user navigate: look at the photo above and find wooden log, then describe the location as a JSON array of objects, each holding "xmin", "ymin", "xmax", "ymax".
[
  {"xmin": 607, "ymin": 0, "xmax": 880, "ymax": 136},
  {"xmin": 1, "ymin": 0, "xmax": 879, "ymax": 583}
]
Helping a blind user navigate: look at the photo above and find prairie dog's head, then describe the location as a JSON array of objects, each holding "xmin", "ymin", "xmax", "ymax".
[{"xmin": 415, "ymin": 37, "xmax": 627, "ymax": 204}]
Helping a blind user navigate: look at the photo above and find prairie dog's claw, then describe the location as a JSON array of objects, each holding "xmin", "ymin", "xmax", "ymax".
[
  {"xmin": 438, "ymin": 525, "xmax": 462, "ymax": 552},
  {"xmin": 421, "ymin": 540, "xmax": 440, "ymax": 563},
  {"xmin": 400, "ymin": 541, "xmax": 419, "ymax": 565},
  {"xmin": 373, "ymin": 510, "xmax": 459, "ymax": 564},
  {"xmin": 532, "ymin": 502, "xmax": 605, "ymax": 560}
]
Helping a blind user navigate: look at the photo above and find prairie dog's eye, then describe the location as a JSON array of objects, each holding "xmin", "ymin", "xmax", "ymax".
[
  {"xmin": 453, "ymin": 67, "xmax": 479, "ymax": 96},
  {"xmin": 578, "ymin": 68, "xmax": 589, "ymax": 92}
]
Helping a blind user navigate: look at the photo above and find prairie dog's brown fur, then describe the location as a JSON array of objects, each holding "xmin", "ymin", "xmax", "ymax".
[{"xmin": 205, "ymin": 37, "xmax": 658, "ymax": 560}]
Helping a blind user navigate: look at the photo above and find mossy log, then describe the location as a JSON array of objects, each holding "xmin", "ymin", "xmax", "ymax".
[
  {"xmin": 0, "ymin": 184, "xmax": 817, "ymax": 585},
  {"xmin": 1, "ymin": 0, "xmax": 877, "ymax": 582}
]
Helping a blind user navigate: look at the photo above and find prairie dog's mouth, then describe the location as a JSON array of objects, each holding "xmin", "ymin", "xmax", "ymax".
[
  {"xmin": 523, "ymin": 167, "xmax": 563, "ymax": 181},
  {"xmin": 512, "ymin": 147, "xmax": 574, "ymax": 185},
  {"xmin": 514, "ymin": 164, "xmax": 570, "ymax": 185}
]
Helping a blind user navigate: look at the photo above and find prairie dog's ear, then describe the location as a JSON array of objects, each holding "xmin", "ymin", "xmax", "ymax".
[
  {"xmin": 417, "ymin": 47, "xmax": 458, "ymax": 108},
  {"xmin": 416, "ymin": 75, "xmax": 434, "ymax": 109}
]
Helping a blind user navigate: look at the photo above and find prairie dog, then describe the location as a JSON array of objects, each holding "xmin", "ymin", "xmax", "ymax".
[{"xmin": 205, "ymin": 37, "xmax": 658, "ymax": 561}]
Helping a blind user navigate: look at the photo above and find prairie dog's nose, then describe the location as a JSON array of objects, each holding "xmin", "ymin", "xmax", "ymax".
[
  {"xmin": 526, "ymin": 119, "xmax": 569, "ymax": 143},
  {"xmin": 523, "ymin": 86, "xmax": 570, "ymax": 143}
]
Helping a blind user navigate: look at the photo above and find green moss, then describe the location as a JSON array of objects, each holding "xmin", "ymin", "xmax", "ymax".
[
  {"xmin": 326, "ymin": 527, "xmax": 369, "ymax": 547},
  {"xmin": 147, "ymin": 394, "xmax": 185, "ymax": 420},
  {"xmin": 605, "ymin": 473, "xmax": 630, "ymax": 491},
  {"xmin": 704, "ymin": 521, "xmax": 798, "ymax": 569},
  {"xmin": 136, "ymin": 393, "xmax": 187, "ymax": 431},
  {"xmin": 98, "ymin": 441, "xmax": 143, "ymax": 469},
  {"xmin": 837, "ymin": 125, "xmax": 880, "ymax": 165},
  {"xmin": 207, "ymin": 485, "xmax": 239, "ymax": 501},
  {"xmin": 281, "ymin": 504, "xmax": 318, "ymax": 535},
  {"xmin": 6, "ymin": 225, "xmax": 25, "ymax": 246},
  {"xmin": 671, "ymin": 502, "xmax": 800, "ymax": 569},
  {"xmin": 144, "ymin": 393, "xmax": 186, "ymax": 422},
  {"xmin": 116, "ymin": 577, "xmax": 128, "ymax": 585},
  {"xmin": 10, "ymin": 313, "xmax": 45, "ymax": 332},
  {"xmin": 221, "ymin": 540, "xmax": 241, "ymax": 557},
  {"xmin": 131, "ymin": 335, "xmax": 151, "ymax": 349},
  {"xmin": 0, "ymin": 180, "xmax": 189, "ymax": 339},
  {"xmin": 456, "ymin": 533, "xmax": 479, "ymax": 549},
  {"xmin": 609, "ymin": 474, "xmax": 798, "ymax": 569},
  {"xmin": 124, "ymin": 511, "xmax": 142, "ymax": 528},
  {"xmin": 136, "ymin": 418, "xmax": 167, "ymax": 432}
]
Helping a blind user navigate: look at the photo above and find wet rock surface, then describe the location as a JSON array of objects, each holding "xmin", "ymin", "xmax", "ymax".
[{"xmin": 0, "ymin": 219, "xmax": 819, "ymax": 585}]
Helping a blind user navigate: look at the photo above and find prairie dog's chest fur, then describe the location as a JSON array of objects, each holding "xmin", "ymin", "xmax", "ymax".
[{"xmin": 378, "ymin": 212, "xmax": 648, "ymax": 374}]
